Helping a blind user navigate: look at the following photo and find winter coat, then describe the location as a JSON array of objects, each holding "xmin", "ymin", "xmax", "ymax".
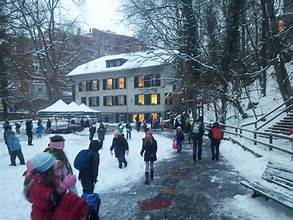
[
  {"xmin": 3, "ymin": 128, "xmax": 9, "ymax": 145},
  {"xmin": 36, "ymin": 124, "xmax": 45, "ymax": 135},
  {"xmin": 175, "ymin": 131, "xmax": 185, "ymax": 145},
  {"xmin": 28, "ymin": 180, "xmax": 57, "ymax": 220},
  {"xmin": 26, "ymin": 121, "xmax": 33, "ymax": 135},
  {"xmin": 46, "ymin": 120, "xmax": 51, "ymax": 129},
  {"xmin": 97, "ymin": 127, "xmax": 106, "ymax": 141},
  {"xmin": 78, "ymin": 149, "xmax": 99, "ymax": 182},
  {"xmin": 125, "ymin": 123, "xmax": 132, "ymax": 131},
  {"xmin": 89, "ymin": 126, "xmax": 96, "ymax": 135},
  {"xmin": 208, "ymin": 125, "xmax": 224, "ymax": 143},
  {"xmin": 110, "ymin": 135, "xmax": 129, "ymax": 158},
  {"xmin": 6, "ymin": 130, "xmax": 21, "ymax": 151},
  {"xmin": 190, "ymin": 122, "xmax": 205, "ymax": 139},
  {"xmin": 141, "ymin": 138, "xmax": 157, "ymax": 162},
  {"xmin": 117, "ymin": 124, "xmax": 124, "ymax": 134}
]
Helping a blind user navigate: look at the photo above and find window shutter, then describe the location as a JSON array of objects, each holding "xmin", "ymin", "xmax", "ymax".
[
  {"xmin": 114, "ymin": 96, "xmax": 118, "ymax": 105},
  {"xmin": 157, "ymin": 93, "xmax": 160, "ymax": 104},
  {"xmin": 145, "ymin": 94, "xmax": 151, "ymax": 105},
  {"xmin": 134, "ymin": 76, "xmax": 138, "ymax": 88},
  {"xmin": 112, "ymin": 78, "xmax": 114, "ymax": 89},
  {"xmin": 135, "ymin": 95, "xmax": 138, "ymax": 105},
  {"xmin": 103, "ymin": 79, "xmax": 106, "ymax": 90},
  {"xmin": 115, "ymin": 78, "xmax": 119, "ymax": 89},
  {"xmin": 124, "ymin": 95, "xmax": 127, "ymax": 105},
  {"xmin": 96, "ymin": 97, "xmax": 99, "ymax": 106},
  {"xmin": 97, "ymin": 80, "xmax": 99, "ymax": 90},
  {"xmin": 103, "ymin": 96, "xmax": 106, "ymax": 106}
]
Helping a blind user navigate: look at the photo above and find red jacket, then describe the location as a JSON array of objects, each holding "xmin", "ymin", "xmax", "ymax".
[{"xmin": 28, "ymin": 180, "xmax": 55, "ymax": 220}]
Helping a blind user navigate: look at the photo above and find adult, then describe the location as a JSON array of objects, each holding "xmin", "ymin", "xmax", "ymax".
[
  {"xmin": 136, "ymin": 120, "xmax": 141, "ymax": 132},
  {"xmin": 5, "ymin": 126, "xmax": 25, "ymax": 166},
  {"xmin": 174, "ymin": 126, "xmax": 184, "ymax": 153},
  {"xmin": 140, "ymin": 131, "xmax": 157, "ymax": 184},
  {"xmin": 125, "ymin": 121, "xmax": 132, "ymax": 140},
  {"xmin": 89, "ymin": 123, "xmax": 97, "ymax": 141},
  {"xmin": 110, "ymin": 130, "xmax": 129, "ymax": 169},
  {"xmin": 97, "ymin": 122, "xmax": 106, "ymax": 147},
  {"xmin": 142, "ymin": 121, "xmax": 148, "ymax": 133},
  {"xmin": 25, "ymin": 119, "xmax": 33, "ymax": 145},
  {"xmin": 3, "ymin": 123, "xmax": 11, "ymax": 155},
  {"xmin": 190, "ymin": 118, "xmax": 205, "ymax": 161},
  {"xmin": 208, "ymin": 122, "xmax": 224, "ymax": 161},
  {"xmin": 46, "ymin": 119, "xmax": 52, "ymax": 133}
]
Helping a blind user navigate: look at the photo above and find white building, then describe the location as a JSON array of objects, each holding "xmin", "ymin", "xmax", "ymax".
[{"xmin": 67, "ymin": 50, "xmax": 180, "ymax": 122}]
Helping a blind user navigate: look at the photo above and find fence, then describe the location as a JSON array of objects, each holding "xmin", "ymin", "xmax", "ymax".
[{"xmin": 206, "ymin": 122, "xmax": 293, "ymax": 161}]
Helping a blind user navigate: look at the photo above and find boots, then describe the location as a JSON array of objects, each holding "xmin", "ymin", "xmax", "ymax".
[
  {"xmin": 145, "ymin": 172, "xmax": 150, "ymax": 184},
  {"xmin": 150, "ymin": 169, "xmax": 154, "ymax": 180}
]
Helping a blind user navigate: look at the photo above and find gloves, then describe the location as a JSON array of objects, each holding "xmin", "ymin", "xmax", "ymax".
[
  {"xmin": 60, "ymin": 175, "xmax": 76, "ymax": 189},
  {"xmin": 140, "ymin": 152, "xmax": 143, "ymax": 157},
  {"xmin": 126, "ymin": 150, "xmax": 129, "ymax": 156}
]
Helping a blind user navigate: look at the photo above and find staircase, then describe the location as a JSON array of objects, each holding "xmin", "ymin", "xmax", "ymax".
[{"xmin": 265, "ymin": 111, "xmax": 293, "ymax": 135}]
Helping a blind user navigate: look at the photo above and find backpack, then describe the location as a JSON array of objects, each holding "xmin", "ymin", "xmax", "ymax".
[
  {"xmin": 74, "ymin": 149, "xmax": 92, "ymax": 171},
  {"xmin": 53, "ymin": 192, "xmax": 89, "ymax": 220},
  {"xmin": 82, "ymin": 193, "xmax": 101, "ymax": 220},
  {"xmin": 212, "ymin": 128, "xmax": 223, "ymax": 141}
]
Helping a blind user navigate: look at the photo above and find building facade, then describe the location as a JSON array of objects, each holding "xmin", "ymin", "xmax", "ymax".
[{"xmin": 67, "ymin": 50, "xmax": 179, "ymax": 122}]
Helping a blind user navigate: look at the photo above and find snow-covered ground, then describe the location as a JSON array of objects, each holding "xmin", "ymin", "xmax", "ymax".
[{"xmin": 0, "ymin": 129, "xmax": 172, "ymax": 219}]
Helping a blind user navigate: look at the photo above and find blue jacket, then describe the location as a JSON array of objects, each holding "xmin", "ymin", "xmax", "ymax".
[{"xmin": 6, "ymin": 131, "xmax": 21, "ymax": 151}]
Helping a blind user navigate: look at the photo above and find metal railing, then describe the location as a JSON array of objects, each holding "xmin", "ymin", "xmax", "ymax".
[
  {"xmin": 241, "ymin": 97, "xmax": 293, "ymax": 129},
  {"xmin": 205, "ymin": 122, "xmax": 293, "ymax": 161}
]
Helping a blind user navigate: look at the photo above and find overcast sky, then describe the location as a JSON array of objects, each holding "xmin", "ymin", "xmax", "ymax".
[{"xmin": 62, "ymin": 0, "xmax": 133, "ymax": 36}]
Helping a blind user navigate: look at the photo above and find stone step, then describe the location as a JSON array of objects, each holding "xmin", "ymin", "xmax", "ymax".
[
  {"xmin": 272, "ymin": 124, "xmax": 293, "ymax": 129},
  {"xmin": 265, "ymin": 129, "xmax": 289, "ymax": 135},
  {"xmin": 268, "ymin": 126, "xmax": 291, "ymax": 132},
  {"xmin": 276, "ymin": 122, "xmax": 293, "ymax": 126}
]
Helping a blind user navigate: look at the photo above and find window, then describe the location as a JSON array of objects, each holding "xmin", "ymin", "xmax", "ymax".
[
  {"xmin": 104, "ymin": 96, "xmax": 113, "ymax": 106},
  {"xmin": 138, "ymin": 94, "xmax": 144, "ymax": 105},
  {"xmin": 89, "ymin": 97, "xmax": 99, "ymax": 107},
  {"xmin": 103, "ymin": 79, "xmax": 113, "ymax": 90},
  {"xmin": 138, "ymin": 75, "xmax": 144, "ymax": 88},
  {"xmin": 106, "ymin": 58, "xmax": 127, "ymax": 68},
  {"xmin": 92, "ymin": 80, "xmax": 99, "ymax": 91},
  {"xmin": 81, "ymin": 97, "xmax": 87, "ymax": 105},
  {"xmin": 116, "ymin": 95, "xmax": 126, "ymax": 105},
  {"xmin": 82, "ymin": 81, "xmax": 86, "ymax": 92},
  {"xmin": 78, "ymin": 82, "xmax": 82, "ymax": 92},
  {"xmin": 118, "ymin": 77, "xmax": 126, "ymax": 89},
  {"xmin": 151, "ymin": 94, "xmax": 158, "ymax": 104}
]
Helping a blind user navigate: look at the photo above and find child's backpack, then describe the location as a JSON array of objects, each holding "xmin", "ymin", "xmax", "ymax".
[
  {"xmin": 212, "ymin": 128, "xmax": 223, "ymax": 141},
  {"xmin": 74, "ymin": 149, "xmax": 92, "ymax": 171},
  {"xmin": 53, "ymin": 192, "xmax": 89, "ymax": 220},
  {"xmin": 82, "ymin": 193, "xmax": 101, "ymax": 220}
]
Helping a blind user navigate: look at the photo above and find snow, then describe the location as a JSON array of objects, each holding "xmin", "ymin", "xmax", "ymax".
[
  {"xmin": 0, "ymin": 129, "xmax": 172, "ymax": 219},
  {"xmin": 37, "ymin": 99, "xmax": 69, "ymax": 113},
  {"xmin": 66, "ymin": 49, "xmax": 177, "ymax": 76}
]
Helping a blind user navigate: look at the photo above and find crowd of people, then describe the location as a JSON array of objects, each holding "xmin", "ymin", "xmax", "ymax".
[{"xmin": 2, "ymin": 114, "xmax": 223, "ymax": 220}]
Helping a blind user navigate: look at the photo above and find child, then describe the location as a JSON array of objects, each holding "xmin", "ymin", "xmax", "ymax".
[
  {"xmin": 140, "ymin": 131, "xmax": 157, "ymax": 184},
  {"xmin": 44, "ymin": 135, "xmax": 77, "ymax": 193},
  {"xmin": 36, "ymin": 123, "xmax": 45, "ymax": 138},
  {"xmin": 208, "ymin": 122, "xmax": 224, "ymax": 161},
  {"xmin": 5, "ymin": 126, "xmax": 25, "ymax": 166},
  {"xmin": 125, "ymin": 121, "xmax": 132, "ymax": 140},
  {"xmin": 23, "ymin": 152, "xmax": 76, "ymax": 220},
  {"xmin": 78, "ymin": 140, "xmax": 101, "ymax": 194},
  {"xmin": 175, "ymin": 126, "xmax": 184, "ymax": 153}
]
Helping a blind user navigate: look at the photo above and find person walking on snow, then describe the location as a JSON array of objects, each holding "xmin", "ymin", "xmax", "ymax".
[
  {"xmin": 117, "ymin": 122, "xmax": 124, "ymax": 135},
  {"xmin": 5, "ymin": 126, "xmax": 25, "ymax": 166},
  {"xmin": 140, "ymin": 131, "xmax": 157, "ymax": 184},
  {"xmin": 125, "ymin": 121, "xmax": 132, "ymax": 140},
  {"xmin": 46, "ymin": 119, "xmax": 52, "ymax": 133},
  {"xmin": 110, "ymin": 130, "xmax": 129, "ymax": 169},
  {"xmin": 89, "ymin": 123, "xmax": 97, "ymax": 141},
  {"xmin": 26, "ymin": 119, "xmax": 33, "ymax": 145},
  {"xmin": 208, "ymin": 122, "xmax": 224, "ymax": 161},
  {"xmin": 15, "ymin": 121, "xmax": 21, "ymax": 134},
  {"xmin": 97, "ymin": 122, "xmax": 106, "ymax": 147},
  {"xmin": 36, "ymin": 123, "xmax": 45, "ymax": 138},
  {"xmin": 174, "ymin": 126, "xmax": 184, "ymax": 153},
  {"xmin": 190, "ymin": 118, "xmax": 205, "ymax": 161},
  {"xmin": 78, "ymin": 140, "xmax": 101, "ymax": 194}
]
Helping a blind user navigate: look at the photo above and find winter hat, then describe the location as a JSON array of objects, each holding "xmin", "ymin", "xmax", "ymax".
[
  {"xmin": 49, "ymin": 135, "xmax": 65, "ymax": 150},
  {"xmin": 89, "ymin": 139, "xmax": 102, "ymax": 150},
  {"xmin": 146, "ymin": 131, "xmax": 153, "ymax": 136},
  {"xmin": 31, "ymin": 152, "xmax": 56, "ymax": 173},
  {"xmin": 113, "ymin": 130, "xmax": 121, "ymax": 136},
  {"xmin": 177, "ymin": 126, "xmax": 182, "ymax": 130}
]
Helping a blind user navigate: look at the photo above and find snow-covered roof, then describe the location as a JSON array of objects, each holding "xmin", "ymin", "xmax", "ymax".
[
  {"xmin": 68, "ymin": 101, "xmax": 83, "ymax": 112},
  {"xmin": 37, "ymin": 99, "xmax": 69, "ymax": 113},
  {"xmin": 79, "ymin": 103, "xmax": 100, "ymax": 113},
  {"xmin": 67, "ymin": 49, "xmax": 177, "ymax": 77}
]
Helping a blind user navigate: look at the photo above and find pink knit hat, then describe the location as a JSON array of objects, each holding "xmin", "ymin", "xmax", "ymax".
[{"xmin": 49, "ymin": 135, "xmax": 65, "ymax": 150}]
